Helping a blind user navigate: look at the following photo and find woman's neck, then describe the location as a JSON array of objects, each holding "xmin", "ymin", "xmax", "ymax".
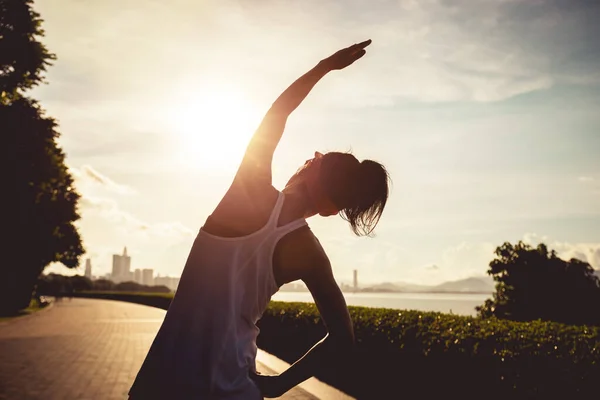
[{"xmin": 282, "ymin": 183, "xmax": 317, "ymax": 220}]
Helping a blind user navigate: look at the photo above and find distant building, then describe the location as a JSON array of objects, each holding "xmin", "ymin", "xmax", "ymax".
[
  {"xmin": 353, "ymin": 269, "xmax": 358, "ymax": 291},
  {"xmin": 154, "ymin": 275, "xmax": 181, "ymax": 292},
  {"xmin": 154, "ymin": 275, "xmax": 170, "ymax": 288},
  {"xmin": 134, "ymin": 269, "xmax": 142, "ymax": 285},
  {"xmin": 111, "ymin": 247, "xmax": 132, "ymax": 283},
  {"xmin": 84, "ymin": 258, "xmax": 92, "ymax": 279},
  {"xmin": 142, "ymin": 269, "xmax": 154, "ymax": 286}
]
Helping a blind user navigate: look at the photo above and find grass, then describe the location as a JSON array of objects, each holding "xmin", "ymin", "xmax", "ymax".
[{"xmin": 0, "ymin": 297, "xmax": 50, "ymax": 322}]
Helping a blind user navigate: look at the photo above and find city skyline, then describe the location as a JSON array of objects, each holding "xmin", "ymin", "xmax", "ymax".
[
  {"xmin": 73, "ymin": 246, "xmax": 182, "ymax": 292},
  {"xmin": 75, "ymin": 246, "xmax": 491, "ymax": 292}
]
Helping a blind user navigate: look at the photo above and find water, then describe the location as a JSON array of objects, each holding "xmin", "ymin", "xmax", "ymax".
[{"xmin": 271, "ymin": 291, "xmax": 492, "ymax": 316}]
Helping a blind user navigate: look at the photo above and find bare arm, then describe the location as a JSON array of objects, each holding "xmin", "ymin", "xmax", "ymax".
[
  {"xmin": 234, "ymin": 40, "xmax": 372, "ymax": 187},
  {"xmin": 252, "ymin": 250, "xmax": 355, "ymax": 397},
  {"xmin": 235, "ymin": 64, "xmax": 330, "ymax": 185},
  {"xmin": 279, "ymin": 255, "xmax": 354, "ymax": 391}
]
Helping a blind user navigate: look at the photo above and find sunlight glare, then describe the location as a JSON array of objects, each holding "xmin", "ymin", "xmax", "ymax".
[{"xmin": 168, "ymin": 84, "xmax": 259, "ymax": 171}]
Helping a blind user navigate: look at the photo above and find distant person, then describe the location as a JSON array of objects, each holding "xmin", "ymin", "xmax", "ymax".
[{"xmin": 129, "ymin": 39, "xmax": 390, "ymax": 399}]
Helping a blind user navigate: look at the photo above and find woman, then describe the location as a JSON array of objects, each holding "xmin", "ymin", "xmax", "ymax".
[{"xmin": 129, "ymin": 39, "xmax": 390, "ymax": 399}]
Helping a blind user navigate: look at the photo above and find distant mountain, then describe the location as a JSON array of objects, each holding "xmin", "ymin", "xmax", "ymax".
[
  {"xmin": 362, "ymin": 282, "xmax": 404, "ymax": 292},
  {"xmin": 360, "ymin": 276, "xmax": 495, "ymax": 294},
  {"xmin": 390, "ymin": 282, "xmax": 432, "ymax": 292},
  {"xmin": 429, "ymin": 276, "xmax": 494, "ymax": 293}
]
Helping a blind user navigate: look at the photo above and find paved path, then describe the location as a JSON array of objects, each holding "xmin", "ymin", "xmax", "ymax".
[{"xmin": 0, "ymin": 298, "xmax": 317, "ymax": 400}]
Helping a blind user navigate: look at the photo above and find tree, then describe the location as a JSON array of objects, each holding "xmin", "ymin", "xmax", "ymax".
[
  {"xmin": 93, "ymin": 279, "xmax": 116, "ymax": 292},
  {"xmin": 70, "ymin": 275, "xmax": 93, "ymax": 292},
  {"xmin": 146, "ymin": 285, "xmax": 172, "ymax": 294},
  {"xmin": 1, "ymin": 1, "xmax": 83, "ymax": 314},
  {"xmin": 116, "ymin": 281, "xmax": 144, "ymax": 292},
  {"xmin": 477, "ymin": 241, "xmax": 600, "ymax": 326},
  {"xmin": 36, "ymin": 273, "xmax": 68, "ymax": 296},
  {"xmin": 0, "ymin": 0, "xmax": 55, "ymax": 101}
]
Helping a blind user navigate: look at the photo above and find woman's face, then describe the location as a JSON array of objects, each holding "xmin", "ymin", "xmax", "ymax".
[
  {"xmin": 306, "ymin": 152, "xmax": 340, "ymax": 216},
  {"xmin": 286, "ymin": 152, "xmax": 323, "ymax": 187},
  {"xmin": 285, "ymin": 152, "xmax": 339, "ymax": 216}
]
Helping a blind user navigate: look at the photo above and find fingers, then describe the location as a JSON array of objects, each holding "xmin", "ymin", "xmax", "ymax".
[
  {"xmin": 349, "ymin": 39, "xmax": 372, "ymax": 50},
  {"xmin": 355, "ymin": 49, "xmax": 367, "ymax": 59},
  {"xmin": 357, "ymin": 39, "xmax": 372, "ymax": 48}
]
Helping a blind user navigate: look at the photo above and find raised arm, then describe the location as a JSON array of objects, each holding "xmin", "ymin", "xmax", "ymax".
[{"xmin": 234, "ymin": 40, "xmax": 372, "ymax": 187}]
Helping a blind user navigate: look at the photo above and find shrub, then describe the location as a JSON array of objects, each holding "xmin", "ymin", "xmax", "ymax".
[
  {"xmin": 73, "ymin": 293, "xmax": 600, "ymax": 399},
  {"xmin": 257, "ymin": 302, "xmax": 600, "ymax": 399},
  {"xmin": 479, "ymin": 241, "xmax": 600, "ymax": 326}
]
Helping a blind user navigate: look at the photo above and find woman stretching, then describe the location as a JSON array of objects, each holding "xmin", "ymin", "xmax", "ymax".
[{"xmin": 129, "ymin": 39, "xmax": 390, "ymax": 399}]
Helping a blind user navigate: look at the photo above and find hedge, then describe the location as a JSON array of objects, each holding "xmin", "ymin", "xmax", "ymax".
[
  {"xmin": 71, "ymin": 291, "xmax": 173, "ymax": 310},
  {"xmin": 257, "ymin": 302, "xmax": 600, "ymax": 399},
  {"xmin": 71, "ymin": 292, "xmax": 600, "ymax": 399}
]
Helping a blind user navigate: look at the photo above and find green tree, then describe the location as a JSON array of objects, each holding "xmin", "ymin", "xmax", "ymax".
[
  {"xmin": 93, "ymin": 279, "xmax": 116, "ymax": 292},
  {"xmin": 70, "ymin": 275, "xmax": 93, "ymax": 292},
  {"xmin": 0, "ymin": 0, "xmax": 55, "ymax": 101},
  {"xmin": 1, "ymin": 0, "xmax": 83, "ymax": 314},
  {"xmin": 477, "ymin": 241, "xmax": 600, "ymax": 325},
  {"xmin": 116, "ymin": 281, "xmax": 144, "ymax": 292}
]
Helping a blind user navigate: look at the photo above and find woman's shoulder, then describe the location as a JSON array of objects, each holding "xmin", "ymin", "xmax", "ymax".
[{"xmin": 202, "ymin": 185, "xmax": 280, "ymax": 238}]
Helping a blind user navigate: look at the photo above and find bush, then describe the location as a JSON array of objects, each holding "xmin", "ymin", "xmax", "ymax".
[
  {"xmin": 115, "ymin": 281, "xmax": 171, "ymax": 293},
  {"xmin": 72, "ymin": 291, "xmax": 173, "ymax": 310},
  {"xmin": 73, "ymin": 293, "xmax": 600, "ymax": 399},
  {"xmin": 478, "ymin": 241, "xmax": 600, "ymax": 326},
  {"xmin": 257, "ymin": 302, "xmax": 600, "ymax": 399}
]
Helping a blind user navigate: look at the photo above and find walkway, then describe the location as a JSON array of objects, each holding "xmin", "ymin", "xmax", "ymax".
[{"xmin": 0, "ymin": 298, "xmax": 348, "ymax": 399}]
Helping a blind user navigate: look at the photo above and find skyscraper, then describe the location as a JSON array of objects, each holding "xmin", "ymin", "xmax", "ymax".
[
  {"xmin": 353, "ymin": 269, "xmax": 358, "ymax": 292},
  {"xmin": 84, "ymin": 258, "xmax": 92, "ymax": 279},
  {"xmin": 111, "ymin": 247, "xmax": 132, "ymax": 283},
  {"xmin": 142, "ymin": 269, "xmax": 154, "ymax": 286},
  {"xmin": 134, "ymin": 269, "xmax": 142, "ymax": 285}
]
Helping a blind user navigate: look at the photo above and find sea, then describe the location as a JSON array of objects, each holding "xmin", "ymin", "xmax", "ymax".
[{"xmin": 271, "ymin": 291, "xmax": 492, "ymax": 316}]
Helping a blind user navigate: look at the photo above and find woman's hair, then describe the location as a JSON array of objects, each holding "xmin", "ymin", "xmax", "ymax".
[{"xmin": 319, "ymin": 151, "xmax": 391, "ymax": 237}]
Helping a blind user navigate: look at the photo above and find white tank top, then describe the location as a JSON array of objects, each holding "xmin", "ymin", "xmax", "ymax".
[{"xmin": 129, "ymin": 192, "xmax": 307, "ymax": 399}]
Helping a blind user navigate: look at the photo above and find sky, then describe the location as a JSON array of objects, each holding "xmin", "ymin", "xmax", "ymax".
[{"xmin": 35, "ymin": 0, "xmax": 600, "ymax": 285}]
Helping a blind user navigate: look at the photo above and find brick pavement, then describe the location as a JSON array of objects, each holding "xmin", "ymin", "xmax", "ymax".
[{"xmin": 0, "ymin": 298, "xmax": 317, "ymax": 400}]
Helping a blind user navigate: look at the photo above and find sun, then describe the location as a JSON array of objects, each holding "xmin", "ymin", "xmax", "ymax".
[{"xmin": 167, "ymin": 84, "xmax": 259, "ymax": 171}]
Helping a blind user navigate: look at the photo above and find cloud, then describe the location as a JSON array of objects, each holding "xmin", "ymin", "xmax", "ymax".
[
  {"xmin": 412, "ymin": 234, "xmax": 600, "ymax": 286},
  {"xmin": 66, "ymin": 193, "xmax": 195, "ymax": 277},
  {"xmin": 70, "ymin": 165, "xmax": 135, "ymax": 195},
  {"xmin": 522, "ymin": 232, "xmax": 600, "ymax": 268},
  {"xmin": 33, "ymin": 0, "xmax": 600, "ymax": 281},
  {"xmin": 35, "ymin": 0, "xmax": 600, "ymax": 111},
  {"xmin": 578, "ymin": 176, "xmax": 600, "ymax": 195},
  {"xmin": 578, "ymin": 176, "xmax": 595, "ymax": 183},
  {"xmin": 428, "ymin": 241, "xmax": 497, "ymax": 281},
  {"xmin": 71, "ymin": 164, "xmax": 192, "ymax": 239},
  {"xmin": 252, "ymin": 0, "xmax": 598, "ymax": 103},
  {"xmin": 79, "ymin": 195, "xmax": 193, "ymax": 239},
  {"xmin": 64, "ymin": 163, "xmax": 195, "ymax": 276},
  {"xmin": 353, "ymin": 240, "xmax": 496, "ymax": 286}
]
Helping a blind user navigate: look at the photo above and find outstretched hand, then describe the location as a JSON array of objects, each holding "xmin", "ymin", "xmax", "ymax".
[{"xmin": 320, "ymin": 39, "xmax": 372, "ymax": 71}]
